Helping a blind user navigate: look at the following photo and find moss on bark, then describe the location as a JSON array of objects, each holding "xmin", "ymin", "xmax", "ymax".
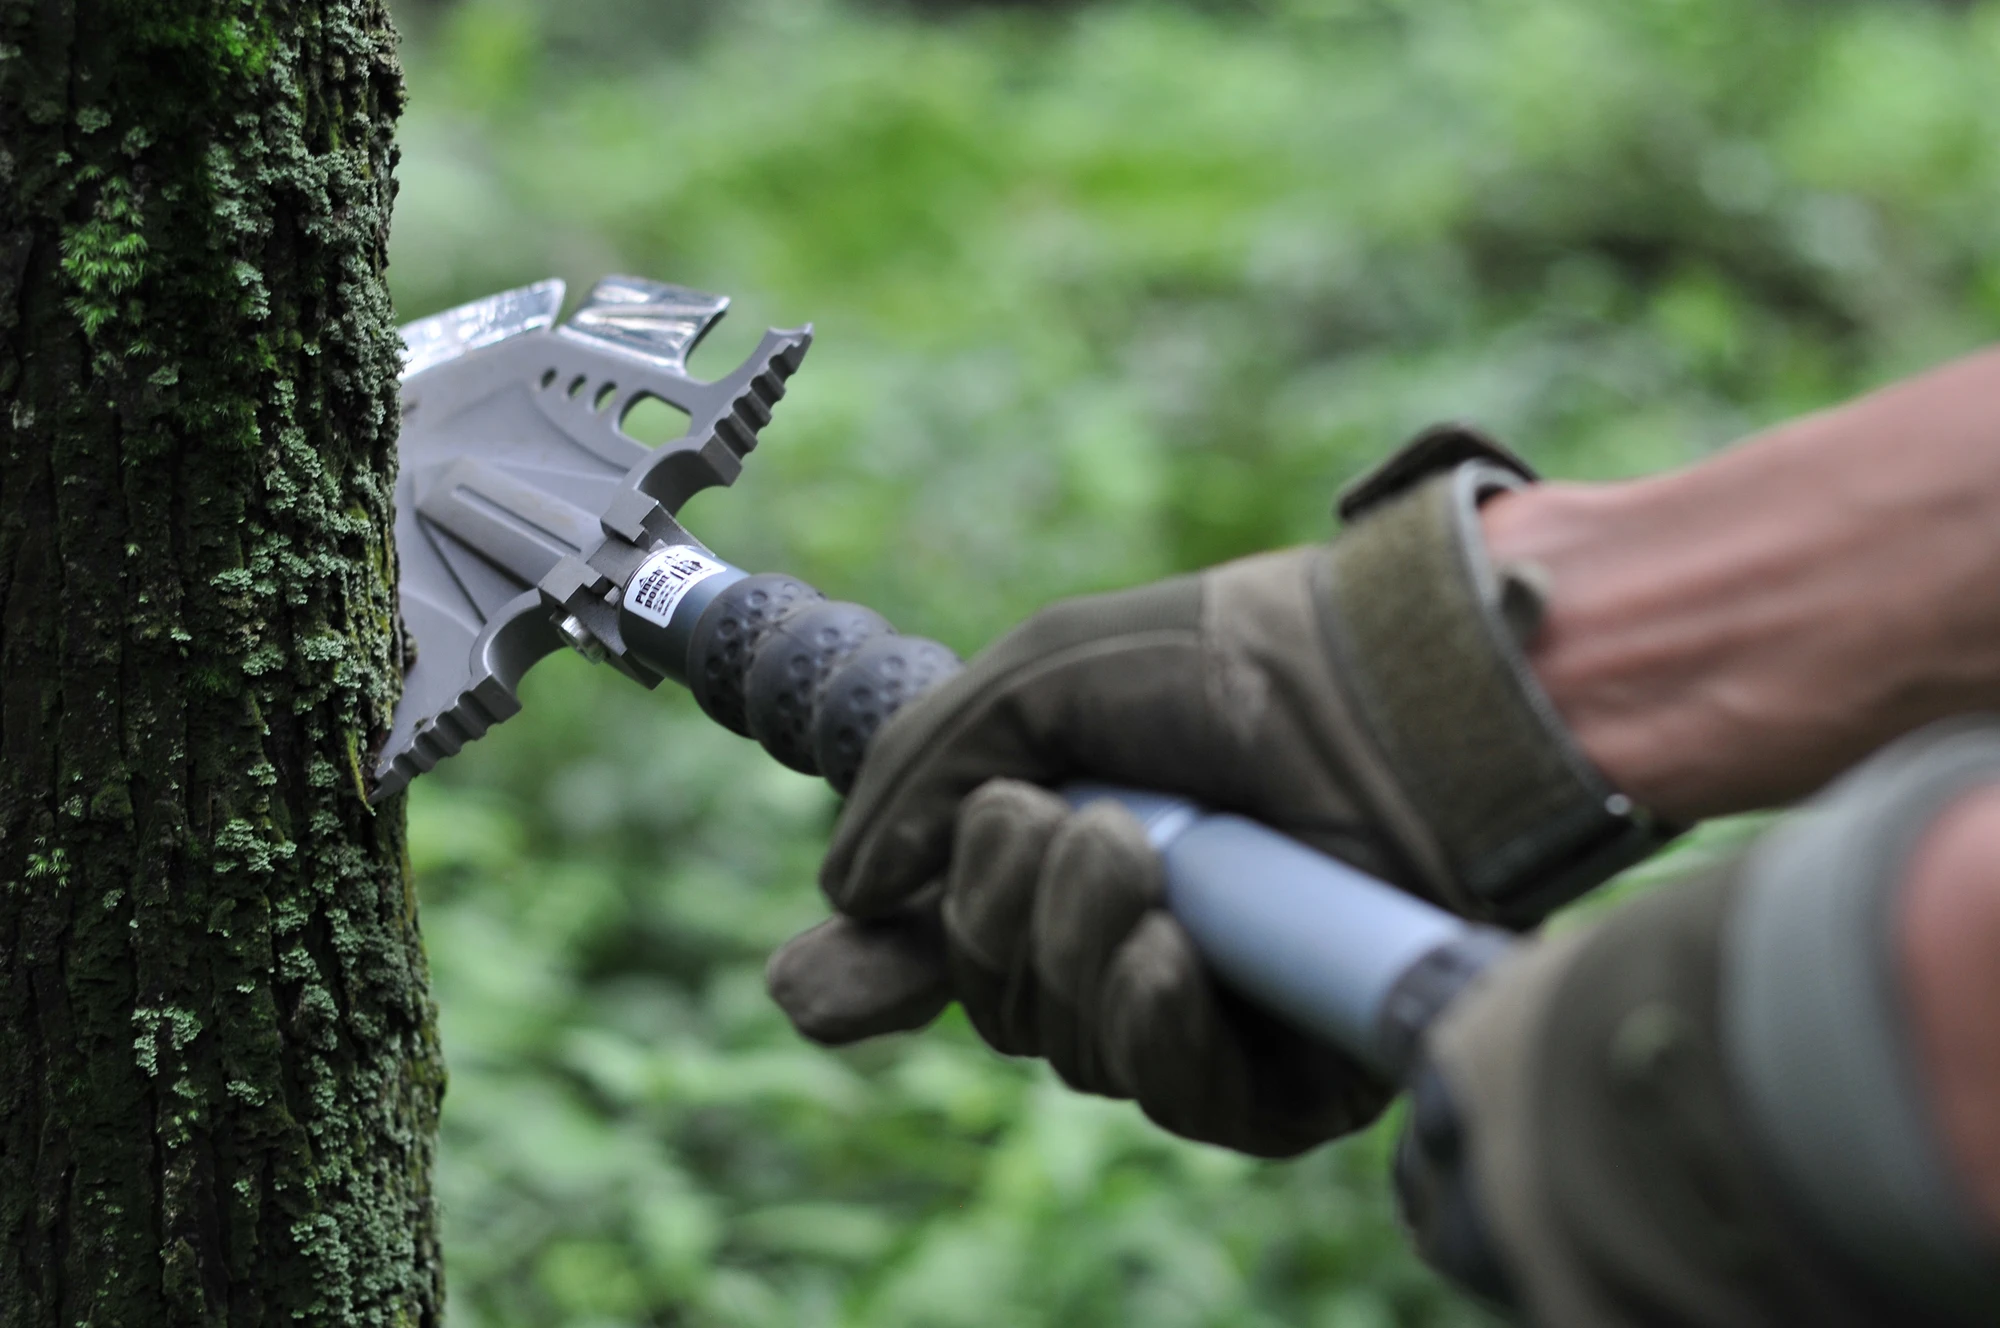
[{"xmin": 0, "ymin": 1, "xmax": 441, "ymax": 1323}]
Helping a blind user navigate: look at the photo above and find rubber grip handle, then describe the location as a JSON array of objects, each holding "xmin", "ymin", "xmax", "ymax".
[
  {"xmin": 683, "ymin": 572, "xmax": 962, "ymax": 791},
  {"xmin": 682, "ymin": 569, "xmax": 1505, "ymax": 1073}
]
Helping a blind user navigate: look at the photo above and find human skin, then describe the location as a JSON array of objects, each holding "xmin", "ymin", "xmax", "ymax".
[
  {"xmin": 1479, "ymin": 344, "xmax": 2000, "ymax": 1233},
  {"xmin": 1900, "ymin": 787, "xmax": 2000, "ymax": 1234}
]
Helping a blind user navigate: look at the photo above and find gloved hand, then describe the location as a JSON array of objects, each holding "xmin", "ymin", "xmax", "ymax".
[
  {"xmin": 1396, "ymin": 719, "xmax": 2000, "ymax": 1327},
  {"xmin": 769, "ymin": 428, "xmax": 1671, "ymax": 1158}
]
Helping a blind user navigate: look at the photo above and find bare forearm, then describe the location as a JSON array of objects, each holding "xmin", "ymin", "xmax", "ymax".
[{"xmin": 1483, "ymin": 344, "xmax": 2000, "ymax": 822}]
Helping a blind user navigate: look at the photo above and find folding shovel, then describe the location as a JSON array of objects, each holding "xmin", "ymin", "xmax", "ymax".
[{"xmin": 379, "ymin": 274, "xmax": 1510, "ymax": 1079}]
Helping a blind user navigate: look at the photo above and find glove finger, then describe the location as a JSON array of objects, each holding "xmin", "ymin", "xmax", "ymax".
[
  {"xmin": 821, "ymin": 577, "xmax": 1205, "ymax": 918},
  {"xmin": 1031, "ymin": 799, "xmax": 1163, "ymax": 1095},
  {"xmin": 1100, "ymin": 913, "xmax": 1390, "ymax": 1157},
  {"xmin": 1097, "ymin": 911, "xmax": 1255, "ymax": 1144},
  {"xmin": 1218, "ymin": 981, "xmax": 1393, "ymax": 1155},
  {"xmin": 765, "ymin": 894, "xmax": 951, "ymax": 1045},
  {"xmin": 941, "ymin": 779, "xmax": 1068, "ymax": 1057}
]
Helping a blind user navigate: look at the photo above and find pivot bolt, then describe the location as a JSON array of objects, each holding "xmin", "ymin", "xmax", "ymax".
[{"xmin": 556, "ymin": 613, "xmax": 607, "ymax": 664}]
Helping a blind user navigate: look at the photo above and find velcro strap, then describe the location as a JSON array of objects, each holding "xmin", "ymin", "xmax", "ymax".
[
  {"xmin": 1314, "ymin": 456, "xmax": 1672, "ymax": 925},
  {"xmin": 1337, "ymin": 421, "xmax": 1537, "ymax": 522}
]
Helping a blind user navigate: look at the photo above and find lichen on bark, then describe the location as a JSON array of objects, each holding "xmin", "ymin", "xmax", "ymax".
[{"xmin": 0, "ymin": 1, "xmax": 441, "ymax": 1324}]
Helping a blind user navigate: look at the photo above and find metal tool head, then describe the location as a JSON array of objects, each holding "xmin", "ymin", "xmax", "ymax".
[{"xmin": 374, "ymin": 275, "xmax": 811, "ymax": 802}]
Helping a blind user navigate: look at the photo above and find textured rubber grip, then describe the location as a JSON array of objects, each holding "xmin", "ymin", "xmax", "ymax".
[
  {"xmin": 812, "ymin": 633, "xmax": 962, "ymax": 793},
  {"xmin": 744, "ymin": 599, "xmax": 894, "ymax": 774},
  {"xmin": 686, "ymin": 572, "xmax": 825, "ymax": 736},
  {"xmin": 685, "ymin": 572, "xmax": 961, "ymax": 791}
]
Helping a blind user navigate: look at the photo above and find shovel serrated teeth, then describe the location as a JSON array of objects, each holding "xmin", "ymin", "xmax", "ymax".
[
  {"xmin": 368, "ymin": 680, "xmax": 524, "ymax": 805},
  {"xmin": 711, "ymin": 326, "xmax": 812, "ymax": 461}
]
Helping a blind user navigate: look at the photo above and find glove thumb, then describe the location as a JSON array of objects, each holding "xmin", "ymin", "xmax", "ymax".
[{"xmin": 766, "ymin": 897, "xmax": 952, "ymax": 1044}]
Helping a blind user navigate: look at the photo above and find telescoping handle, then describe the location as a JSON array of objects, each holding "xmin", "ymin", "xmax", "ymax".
[{"xmin": 613, "ymin": 545, "xmax": 1513, "ymax": 1080}]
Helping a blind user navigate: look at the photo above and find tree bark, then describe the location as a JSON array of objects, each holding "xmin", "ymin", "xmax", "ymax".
[{"xmin": 0, "ymin": 2, "xmax": 441, "ymax": 1324}]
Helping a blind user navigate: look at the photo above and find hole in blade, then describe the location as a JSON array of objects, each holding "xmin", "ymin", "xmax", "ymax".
[
  {"xmin": 566, "ymin": 374, "xmax": 588, "ymax": 399},
  {"xmin": 619, "ymin": 393, "xmax": 691, "ymax": 447},
  {"xmin": 593, "ymin": 382, "xmax": 618, "ymax": 414},
  {"xmin": 540, "ymin": 368, "xmax": 557, "ymax": 390}
]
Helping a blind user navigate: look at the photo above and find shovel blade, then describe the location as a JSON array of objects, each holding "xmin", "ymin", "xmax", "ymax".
[{"xmin": 373, "ymin": 275, "xmax": 810, "ymax": 801}]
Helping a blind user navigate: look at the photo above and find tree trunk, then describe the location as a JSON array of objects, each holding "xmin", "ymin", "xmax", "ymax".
[{"xmin": 0, "ymin": 2, "xmax": 441, "ymax": 1324}]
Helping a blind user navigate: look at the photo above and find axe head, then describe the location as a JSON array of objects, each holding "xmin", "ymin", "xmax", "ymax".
[{"xmin": 375, "ymin": 274, "xmax": 811, "ymax": 802}]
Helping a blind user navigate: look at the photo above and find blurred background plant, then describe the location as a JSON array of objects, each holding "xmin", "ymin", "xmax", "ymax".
[{"xmin": 384, "ymin": 1, "xmax": 2000, "ymax": 1323}]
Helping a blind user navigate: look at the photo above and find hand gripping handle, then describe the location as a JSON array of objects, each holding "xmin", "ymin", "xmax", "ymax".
[{"xmin": 636, "ymin": 564, "xmax": 1512, "ymax": 1079}]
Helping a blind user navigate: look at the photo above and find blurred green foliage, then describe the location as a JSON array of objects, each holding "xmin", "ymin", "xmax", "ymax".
[{"xmin": 386, "ymin": 1, "xmax": 2000, "ymax": 1323}]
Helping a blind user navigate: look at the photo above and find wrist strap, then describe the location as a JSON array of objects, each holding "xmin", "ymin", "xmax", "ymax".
[{"xmin": 1315, "ymin": 425, "xmax": 1676, "ymax": 925}]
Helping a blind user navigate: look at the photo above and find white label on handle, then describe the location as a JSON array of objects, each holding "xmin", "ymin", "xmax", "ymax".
[{"xmin": 625, "ymin": 545, "xmax": 727, "ymax": 628}]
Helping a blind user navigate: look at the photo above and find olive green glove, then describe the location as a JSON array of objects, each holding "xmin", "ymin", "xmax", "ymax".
[
  {"xmin": 1398, "ymin": 719, "xmax": 2000, "ymax": 1326},
  {"xmin": 770, "ymin": 428, "xmax": 1672, "ymax": 1157}
]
